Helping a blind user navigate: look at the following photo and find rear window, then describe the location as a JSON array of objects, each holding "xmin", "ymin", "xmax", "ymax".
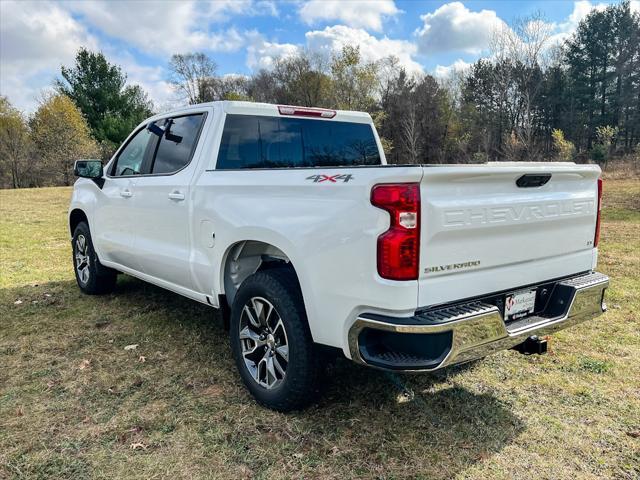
[{"xmin": 216, "ymin": 114, "xmax": 381, "ymax": 169}]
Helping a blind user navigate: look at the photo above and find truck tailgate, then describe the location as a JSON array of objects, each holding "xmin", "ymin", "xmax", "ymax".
[{"xmin": 418, "ymin": 163, "xmax": 600, "ymax": 307}]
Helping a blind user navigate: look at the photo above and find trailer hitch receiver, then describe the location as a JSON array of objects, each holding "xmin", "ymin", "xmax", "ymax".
[{"xmin": 513, "ymin": 335, "xmax": 548, "ymax": 355}]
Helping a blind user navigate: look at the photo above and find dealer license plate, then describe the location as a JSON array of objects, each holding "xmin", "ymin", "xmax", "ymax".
[{"xmin": 504, "ymin": 289, "xmax": 537, "ymax": 321}]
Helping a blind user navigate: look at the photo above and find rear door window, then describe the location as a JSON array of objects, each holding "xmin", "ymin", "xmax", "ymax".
[
  {"xmin": 151, "ymin": 114, "xmax": 205, "ymax": 174},
  {"xmin": 216, "ymin": 114, "xmax": 381, "ymax": 169}
]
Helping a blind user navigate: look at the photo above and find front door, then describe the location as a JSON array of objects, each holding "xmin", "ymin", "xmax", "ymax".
[{"xmin": 94, "ymin": 125, "xmax": 155, "ymax": 270}]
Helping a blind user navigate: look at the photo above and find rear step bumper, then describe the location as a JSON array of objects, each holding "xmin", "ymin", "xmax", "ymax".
[{"xmin": 348, "ymin": 271, "xmax": 609, "ymax": 371}]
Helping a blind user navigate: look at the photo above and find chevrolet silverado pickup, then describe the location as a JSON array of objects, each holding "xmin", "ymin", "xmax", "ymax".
[{"xmin": 69, "ymin": 101, "xmax": 609, "ymax": 411}]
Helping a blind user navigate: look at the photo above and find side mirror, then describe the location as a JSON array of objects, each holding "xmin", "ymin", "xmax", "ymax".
[
  {"xmin": 74, "ymin": 159, "xmax": 103, "ymax": 179},
  {"xmin": 147, "ymin": 122, "xmax": 165, "ymax": 137}
]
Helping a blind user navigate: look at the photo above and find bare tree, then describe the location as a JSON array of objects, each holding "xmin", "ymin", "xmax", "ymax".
[
  {"xmin": 168, "ymin": 53, "xmax": 218, "ymax": 105},
  {"xmin": 401, "ymin": 104, "xmax": 422, "ymax": 164},
  {"xmin": 490, "ymin": 12, "xmax": 552, "ymax": 160},
  {"xmin": 0, "ymin": 97, "xmax": 32, "ymax": 188}
]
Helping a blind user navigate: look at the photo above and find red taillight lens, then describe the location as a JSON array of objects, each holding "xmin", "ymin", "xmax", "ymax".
[
  {"xmin": 371, "ymin": 183, "xmax": 420, "ymax": 280},
  {"xmin": 594, "ymin": 177, "xmax": 603, "ymax": 247}
]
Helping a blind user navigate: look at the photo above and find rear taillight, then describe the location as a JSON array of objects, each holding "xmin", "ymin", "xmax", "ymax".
[
  {"xmin": 371, "ymin": 183, "xmax": 420, "ymax": 281},
  {"xmin": 277, "ymin": 105, "xmax": 336, "ymax": 118},
  {"xmin": 594, "ymin": 177, "xmax": 603, "ymax": 247}
]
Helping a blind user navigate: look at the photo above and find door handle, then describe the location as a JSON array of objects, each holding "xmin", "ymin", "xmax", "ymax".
[
  {"xmin": 120, "ymin": 189, "xmax": 132, "ymax": 198},
  {"xmin": 168, "ymin": 191, "xmax": 185, "ymax": 201}
]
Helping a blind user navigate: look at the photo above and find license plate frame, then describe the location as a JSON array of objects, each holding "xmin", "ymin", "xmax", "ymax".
[{"xmin": 504, "ymin": 289, "xmax": 537, "ymax": 321}]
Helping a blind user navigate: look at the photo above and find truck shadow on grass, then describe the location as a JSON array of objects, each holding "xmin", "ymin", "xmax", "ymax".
[{"xmin": 2, "ymin": 276, "xmax": 524, "ymax": 478}]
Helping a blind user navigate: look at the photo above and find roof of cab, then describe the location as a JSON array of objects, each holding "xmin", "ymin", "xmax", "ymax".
[{"xmin": 150, "ymin": 100, "xmax": 373, "ymax": 124}]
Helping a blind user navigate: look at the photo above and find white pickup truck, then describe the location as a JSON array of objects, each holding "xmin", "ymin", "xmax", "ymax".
[{"xmin": 69, "ymin": 101, "xmax": 609, "ymax": 411}]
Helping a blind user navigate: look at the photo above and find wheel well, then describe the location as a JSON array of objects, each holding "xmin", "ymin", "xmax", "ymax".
[
  {"xmin": 69, "ymin": 209, "xmax": 88, "ymax": 236},
  {"xmin": 222, "ymin": 240, "xmax": 298, "ymax": 308}
]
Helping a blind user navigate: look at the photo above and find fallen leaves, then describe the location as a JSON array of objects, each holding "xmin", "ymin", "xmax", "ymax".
[
  {"xmin": 124, "ymin": 344, "xmax": 138, "ymax": 351},
  {"xmin": 78, "ymin": 359, "xmax": 91, "ymax": 370},
  {"xmin": 202, "ymin": 385, "xmax": 224, "ymax": 398}
]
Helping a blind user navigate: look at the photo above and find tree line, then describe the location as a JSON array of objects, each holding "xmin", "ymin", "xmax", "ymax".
[{"xmin": 1, "ymin": 1, "xmax": 638, "ymax": 188}]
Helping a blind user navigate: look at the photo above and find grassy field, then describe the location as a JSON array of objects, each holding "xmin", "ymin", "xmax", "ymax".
[{"xmin": 1, "ymin": 180, "xmax": 639, "ymax": 480}]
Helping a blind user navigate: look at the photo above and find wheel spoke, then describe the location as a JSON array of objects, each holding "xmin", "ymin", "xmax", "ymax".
[
  {"xmin": 77, "ymin": 236, "xmax": 86, "ymax": 253},
  {"xmin": 273, "ymin": 355, "xmax": 286, "ymax": 377},
  {"xmin": 275, "ymin": 344, "xmax": 289, "ymax": 362},
  {"xmin": 257, "ymin": 353, "xmax": 269, "ymax": 386},
  {"xmin": 240, "ymin": 327, "xmax": 265, "ymax": 356},
  {"xmin": 250, "ymin": 298, "xmax": 269, "ymax": 327},
  {"xmin": 264, "ymin": 302, "xmax": 275, "ymax": 330},
  {"xmin": 243, "ymin": 305, "xmax": 261, "ymax": 329},
  {"xmin": 273, "ymin": 318, "xmax": 286, "ymax": 336},
  {"xmin": 265, "ymin": 354, "xmax": 278, "ymax": 386},
  {"xmin": 80, "ymin": 267, "xmax": 89, "ymax": 283}
]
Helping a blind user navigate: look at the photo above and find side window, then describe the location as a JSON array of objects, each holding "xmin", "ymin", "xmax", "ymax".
[
  {"xmin": 111, "ymin": 127, "xmax": 154, "ymax": 176},
  {"xmin": 151, "ymin": 114, "xmax": 205, "ymax": 174},
  {"xmin": 216, "ymin": 115, "xmax": 259, "ymax": 169}
]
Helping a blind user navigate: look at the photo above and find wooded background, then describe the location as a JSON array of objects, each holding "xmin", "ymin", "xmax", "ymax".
[{"xmin": 1, "ymin": 1, "xmax": 638, "ymax": 188}]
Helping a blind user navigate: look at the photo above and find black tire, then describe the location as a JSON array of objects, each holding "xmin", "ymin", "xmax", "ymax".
[
  {"xmin": 72, "ymin": 221, "xmax": 117, "ymax": 295},
  {"xmin": 230, "ymin": 268, "xmax": 324, "ymax": 412}
]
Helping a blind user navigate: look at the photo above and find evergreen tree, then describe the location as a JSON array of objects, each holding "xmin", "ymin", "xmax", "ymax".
[{"xmin": 56, "ymin": 48, "xmax": 154, "ymax": 155}]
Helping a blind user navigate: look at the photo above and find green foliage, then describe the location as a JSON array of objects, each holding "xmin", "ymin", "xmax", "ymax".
[
  {"xmin": 564, "ymin": 1, "xmax": 640, "ymax": 153},
  {"xmin": 29, "ymin": 94, "xmax": 99, "ymax": 186},
  {"xmin": 591, "ymin": 125, "xmax": 620, "ymax": 165},
  {"xmin": 551, "ymin": 129, "xmax": 576, "ymax": 161},
  {"xmin": 590, "ymin": 143, "xmax": 607, "ymax": 164},
  {"xmin": 329, "ymin": 46, "xmax": 378, "ymax": 111},
  {"xmin": 56, "ymin": 48, "xmax": 154, "ymax": 155},
  {"xmin": 578, "ymin": 357, "xmax": 612, "ymax": 374},
  {"xmin": 595, "ymin": 125, "xmax": 618, "ymax": 147}
]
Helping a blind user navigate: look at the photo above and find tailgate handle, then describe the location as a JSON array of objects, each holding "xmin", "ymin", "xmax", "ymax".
[{"xmin": 516, "ymin": 174, "xmax": 551, "ymax": 188}]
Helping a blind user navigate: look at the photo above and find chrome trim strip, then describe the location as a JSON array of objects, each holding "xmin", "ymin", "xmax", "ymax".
[{"xmin": 348, "ymin": 272, "xmax": 609, "ymax": 372}]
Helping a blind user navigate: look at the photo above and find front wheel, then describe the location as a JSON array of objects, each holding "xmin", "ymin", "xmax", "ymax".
[
  {"xmin": 230, "ymin": 268, "xmax": 323, "ymax": 411},
  {"xmin": 72, "ymin": 221, "xmax": 117, "ymax": 295}
]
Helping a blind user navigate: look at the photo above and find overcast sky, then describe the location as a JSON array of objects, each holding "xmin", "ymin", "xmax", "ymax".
[{"xmin": 1, "ymin": 0, "xmax": 637, "ymax": 113}]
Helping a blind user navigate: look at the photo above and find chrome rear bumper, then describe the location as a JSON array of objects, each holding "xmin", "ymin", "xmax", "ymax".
[{"xmin": 348, "ymin": 272, "xmax": 609, "ymax": 371}]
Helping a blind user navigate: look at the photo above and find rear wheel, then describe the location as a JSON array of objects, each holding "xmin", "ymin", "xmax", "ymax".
[
  {"xmin": 72, "ymin": 221, "xmax": 117, "ymax": 294},
  {"xmin": 230, "ymin": 268, "xmax": 323, "ymax": 411}
]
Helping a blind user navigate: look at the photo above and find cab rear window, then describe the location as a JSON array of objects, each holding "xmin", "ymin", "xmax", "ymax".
[{"xmin": 216, "ymin": 114, "xmax": 381, "ymax": 169}]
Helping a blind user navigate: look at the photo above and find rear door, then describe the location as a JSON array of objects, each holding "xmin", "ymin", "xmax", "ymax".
[
  {"xmin": 131, "ymin": 111, "xmax": 208, "ymax": 290},
  {"xmin": 417, "ymin": 163, "xmax": 601, "ymax": 307}
]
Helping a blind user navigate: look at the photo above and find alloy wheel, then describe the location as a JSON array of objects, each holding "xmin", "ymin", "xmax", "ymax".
[
  {"xmin": 239, "ymin": 296, "xmax": 289, "ymax": 389},
  {"xmin": 75, "ymin": 234, "xmax": 90, "ymax": 284}
]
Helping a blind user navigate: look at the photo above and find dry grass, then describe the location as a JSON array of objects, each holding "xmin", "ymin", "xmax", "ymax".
[
  {"xmin": 601, "ymin": 154, "xmax": 640, "ymax": 180},
  {"xmin": 1, "ymin": 180, "xmax": 639, "ymax": 479}
]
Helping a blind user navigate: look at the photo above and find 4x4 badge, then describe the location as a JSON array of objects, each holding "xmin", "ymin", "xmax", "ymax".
[{"xmin": 306, "ymin": 174, "xmax": 353, "ymax": 183}]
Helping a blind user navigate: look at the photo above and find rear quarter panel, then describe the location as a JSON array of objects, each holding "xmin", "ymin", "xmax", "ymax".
[{"xmin": 191, "ymin": 166, "xmax": 423, "ymax": 351}]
